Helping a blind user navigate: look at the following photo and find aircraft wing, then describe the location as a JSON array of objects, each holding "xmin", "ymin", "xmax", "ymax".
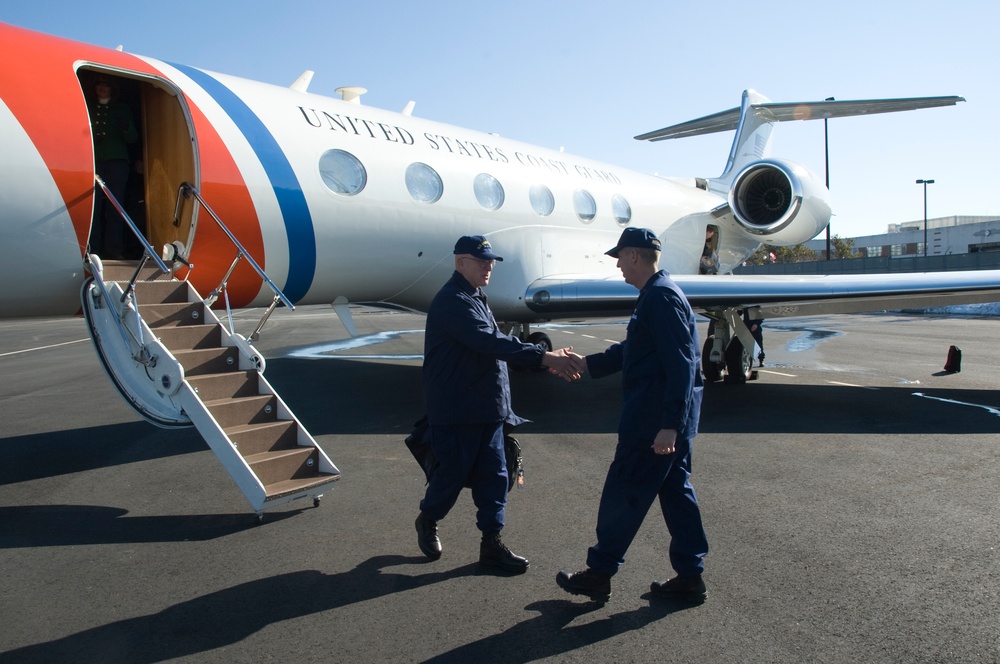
[{"xmin": 523, "ymin": 270, "xmax": 1000, "ymax": 319}]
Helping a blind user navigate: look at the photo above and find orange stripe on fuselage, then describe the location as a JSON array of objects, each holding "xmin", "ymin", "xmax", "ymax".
[
  {"xmin": 0, "ymin": 23, "xmax": 265, "ymax": 307},
  {"xmin": 182, "ymin": 101, "xmax": 267, "ymax": 308},
  {"xmin": 0, "ymin": 24, "xmax": 108, "ymax": 250}
]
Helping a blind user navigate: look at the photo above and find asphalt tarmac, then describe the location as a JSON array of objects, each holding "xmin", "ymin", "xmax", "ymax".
[{"xmin": 1, "ymin": 306, "xmax": 998, "ymax": 663}]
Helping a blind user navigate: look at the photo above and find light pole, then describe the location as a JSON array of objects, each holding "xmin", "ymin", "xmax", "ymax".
[
  {"xmin": 915, "ymin": 179, "xmax": 934, "ymax": 257},
  {"xmin": 824, "ymin": 97, "xmax": 834, "ymax": 260}
]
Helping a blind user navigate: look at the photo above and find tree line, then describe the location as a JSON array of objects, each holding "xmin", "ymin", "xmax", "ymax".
[{"xmin": 743, "ymin": 235, "xmax": 858, "ymax": 265}]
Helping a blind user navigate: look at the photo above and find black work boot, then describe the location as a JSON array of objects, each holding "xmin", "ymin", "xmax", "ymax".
[
  {"xmin": 415, "ymin": 513, "xmax": 441, "ymax": 560},
  {"xmin": 479, "ymin": 531, "xmax": 528, "ymax": 573},
  {"xmin": 650, "ymin": 574, "xmax": 707, "ymax": 603},
  {"xmin": 556, "ymin": 568, "xmax": 612, "ymax": 603}
]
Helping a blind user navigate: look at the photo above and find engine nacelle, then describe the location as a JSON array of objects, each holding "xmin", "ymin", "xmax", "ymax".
[{"xmin": 728, "ymin": 159, "xmax": 831, "ymax": 246}]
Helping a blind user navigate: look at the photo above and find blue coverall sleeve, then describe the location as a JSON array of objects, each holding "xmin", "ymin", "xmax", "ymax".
[
  {"xmin": 585, "ymin": 342, "xmax": 624, "ymax": 379},
  {"xmin": 649, "ymin": 291, "xmax": 697, "ymax": 431},
  {"xmin": 436, "ymin": 295, "xmax": 545, "ymax": 368}
]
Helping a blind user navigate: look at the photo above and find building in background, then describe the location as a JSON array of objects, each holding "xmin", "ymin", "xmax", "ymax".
[{"xmin": 805, "ymin": 216, "xmax": 1000, "ymax": 259}]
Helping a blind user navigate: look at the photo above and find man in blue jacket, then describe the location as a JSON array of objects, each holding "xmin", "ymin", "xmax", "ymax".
[
  {"xmin": 556, "ymin": 227, "xmax": 709, "ymax": 602},
  {"xmin": 417, "ymin": 235, "xmax": 579, "ymax": 573}
]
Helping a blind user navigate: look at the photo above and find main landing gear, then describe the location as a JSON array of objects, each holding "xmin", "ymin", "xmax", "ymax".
[
  {"xmin": 702, "ymin": 308, "xmax": 758, "ymax": 384},
  {"xmin": 504, "ymin": 322, "xmax": 552, "ymax": 352},
  {"xmin": 504, "ymin": 323, "xmax": 552, "ymax": 373}
]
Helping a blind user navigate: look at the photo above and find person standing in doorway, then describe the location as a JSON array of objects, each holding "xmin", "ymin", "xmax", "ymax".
[{"xmin": 88, "ymin": 76, "xmax": 137, "ymax": 259}]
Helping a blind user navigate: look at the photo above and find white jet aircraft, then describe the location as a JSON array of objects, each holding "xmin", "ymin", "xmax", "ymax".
[
  {"xmin": 6, "ymin": 21, "xmax": 999, "ymax": 516},
  {"xmin": 4, "ymin": 20, "xmax": 999, "ymax": 383}
]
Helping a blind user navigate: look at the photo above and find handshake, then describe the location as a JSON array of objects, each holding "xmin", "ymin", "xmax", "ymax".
[{"xmin": 542, "ymin": 348, "xmax": 588, "ymax": 382}]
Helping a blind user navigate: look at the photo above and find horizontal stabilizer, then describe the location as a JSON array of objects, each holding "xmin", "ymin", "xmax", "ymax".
[{"xmin": 636, "ymin": 94, "xmax": 965, "ymax": 142}]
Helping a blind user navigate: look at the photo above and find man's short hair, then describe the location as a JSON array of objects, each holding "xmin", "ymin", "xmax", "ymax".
[{"xmin": 635, "ymin": 247, "xmax": 660, "ymax": 266}]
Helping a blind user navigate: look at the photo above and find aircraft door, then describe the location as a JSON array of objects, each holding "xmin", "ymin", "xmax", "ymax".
[
  {"xmin": 78, "ymin": 68, "xmax": 197, "ymax": 261},
  {"xmin": 141, "ymin": 83, "xmax": 197, "ymax": 255}
]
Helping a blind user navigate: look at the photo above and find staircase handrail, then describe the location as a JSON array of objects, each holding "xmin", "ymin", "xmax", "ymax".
[
  {"xmin": 175, "ymin": 183, "xmax": 295, "ymax": 341},
  {"xmin": 176, "ymin": 182, "xmax": 295, "ymax": 312},
  {"xmin": 95, "ymin": 175, "xmax": 170, "ymax": 276},
  {"xmin": 89, "ymin": 175, "xmax": 169, "ymax": 365}
]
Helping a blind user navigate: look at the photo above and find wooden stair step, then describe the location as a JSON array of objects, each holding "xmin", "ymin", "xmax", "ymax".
[
  {"xmin": 206, "ymin": 394, "xmax": 277, "ymax": 429},
  {"xmin": 98, "ymin": 260, "xmax": 171, "ymax": 283},
  {"xmin": 139, "ymin": 302, "xmax": 207, "ymax": 328},
  {"xmin": 246, "ymin": 447, "xmax": 318, "ymax": 485},
  {"xmin": 132, "ymin": 280, "xmax": 190, "ymax": 304},
  {"xmin": 173, "ymin": 347, "xmax": 240, "ymax": 375},
  {"xmin": 227, "ymin": 420, "xmax": 299, "ymax": 457},
  {"xmin": 155, "ymin": 324, "xmax": 223, "ymax": 352},
  {"xmin": 264, "ymin": 473, "xmax": 341, "ymax": 501},
  {"xmin": 187, "ymin": 371, "xmax": 259, "ymax": 402}
]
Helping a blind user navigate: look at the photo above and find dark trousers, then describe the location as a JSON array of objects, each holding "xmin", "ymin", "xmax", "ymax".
[
  {"xmin": 420, "ymin": 422, "xmax": 508, "ymax": 532},
  {"xmin": 92, "ymin": 159, "xmax": 129, "ymax": 258},
  {"xmin": 587, "ymin": 435, "xmax": 709, "ymax": 577}
]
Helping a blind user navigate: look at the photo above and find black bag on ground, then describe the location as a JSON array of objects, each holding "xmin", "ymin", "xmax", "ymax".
[{"xmin": 405, "ymin": 416, "xmax": 523, "ymax": 491}]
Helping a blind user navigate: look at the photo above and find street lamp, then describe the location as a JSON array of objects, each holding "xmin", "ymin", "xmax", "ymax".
[
  {"xmin": 824, "ymin": 97, "xmax": 834, "ymax": 260},
  {"xmin": 915, "ymin": 179, "xmax": 935, "ymax": 257}
]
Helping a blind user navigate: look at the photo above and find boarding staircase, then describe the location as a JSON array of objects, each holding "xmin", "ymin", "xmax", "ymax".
[{"xmin": 82, "ymin": 179, "xmax": 339, "ymax": 522}]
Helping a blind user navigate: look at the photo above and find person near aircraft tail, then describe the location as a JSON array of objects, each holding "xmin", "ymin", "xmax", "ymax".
[
  {"xmin": 87, "ymin": 76, "xmax": 137, "ymax": 259},
  {"xmin": 556, "ymin": 227, "xmax": 709, "ymax": 603},
  {"xmin": 416, "ymin": 235, "xmax": 580, "ymax": 573},
  {"xmin": 743, "ymin": 308, "xmax": 765, "ymax": 366}
]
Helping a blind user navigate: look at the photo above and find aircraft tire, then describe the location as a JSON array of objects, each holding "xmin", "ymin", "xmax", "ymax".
[
  {"xmin": 702, "ymin": 336, "xmax": 722, "ymax": 383},
  {"xmin": 724, "ymin": 337, "xmax": 753, "ymax": 384},
  {"xmin": 527, "ymin": 331, "xmax": 553, "ymax": 352}
]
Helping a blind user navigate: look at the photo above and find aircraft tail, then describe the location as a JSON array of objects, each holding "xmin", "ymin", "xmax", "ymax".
[{"xmin": 635, "ymin": 90, "xmax": 965, "ymax": 183}]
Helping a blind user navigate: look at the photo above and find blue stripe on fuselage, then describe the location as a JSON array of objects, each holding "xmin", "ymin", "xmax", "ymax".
[{"xmin": 171, "ymin": 63, "xmax": 315, "ymax": 303}]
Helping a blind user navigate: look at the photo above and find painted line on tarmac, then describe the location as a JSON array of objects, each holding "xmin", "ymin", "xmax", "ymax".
[
  {"xmin": 0, "ymin": 338, "xmax": 89, "ymax": 358},
  {"xmin": 913, "ymin": 392, "xmax": 1000, "ymax": 418},
  {"xmin": 757, "ymin": 368, "xmax": 796, "ymax": 377},
  {"xmin": 286, "ymin": 330, "xmax": 423, "ymax": 359},
  {"xmin": 827, "ymin": 380, "xmax": 880, "ymax": 390}
]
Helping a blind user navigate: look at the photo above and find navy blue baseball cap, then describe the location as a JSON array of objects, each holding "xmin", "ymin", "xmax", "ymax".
[
  {"xmin": 605, "ymin": 227, "xmax": 661, "ymax": 257},
  {"xmin": 454, "ymin": 235, "xmax": 504, "ymax": 261}
]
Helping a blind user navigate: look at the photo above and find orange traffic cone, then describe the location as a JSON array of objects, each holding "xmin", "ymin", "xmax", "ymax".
[{"xmin": 944, "ymin": 345, "xmax": 962, "ymax": 373}]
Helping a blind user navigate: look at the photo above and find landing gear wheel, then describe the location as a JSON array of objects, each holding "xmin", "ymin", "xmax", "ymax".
[
  {"xmin": 702, "ymin": 336, "xmax": 722, "ymax": 383},
  {"xmin": 313, "ymin": 497, "xmax": 322, "ymax": 508},
  {"xmin": 526, "ymin": 332, "xmax": 553, "ymax": 373},
  {"xmin": 724, "ymin": 337, "xmax": 753, "ymax": 383},
  {"xmin": 527, "ymin": 331, "xmax": 552, "ymax": 352}
]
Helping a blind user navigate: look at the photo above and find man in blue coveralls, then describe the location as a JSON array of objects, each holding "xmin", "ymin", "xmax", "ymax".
[
  {"xmin": 417, "ymin": 235, "xmax": 580, "ymax": 573},
  {"xmin": 556, "ymin": 227, "xmax": 709, "ymax": 602}
]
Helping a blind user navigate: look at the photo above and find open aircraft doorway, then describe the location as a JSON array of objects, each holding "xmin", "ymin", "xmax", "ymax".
[{"xmin": 76, "ymin": 67, "xmax": 198, "ymax": 261}]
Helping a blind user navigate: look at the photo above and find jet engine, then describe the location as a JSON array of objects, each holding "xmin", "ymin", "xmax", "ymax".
[{"xmin": 728, "ymin": 159, "xmax": 831, "ymax": 246}]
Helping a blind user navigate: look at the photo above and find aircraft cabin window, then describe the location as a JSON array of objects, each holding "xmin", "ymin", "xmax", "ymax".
[
  {"xmin": 405, "ymin": 162, "xmax": 444, "ymax": 204},
  {"xmin": 474, "ymin": 173, "xmax": 504, "ymax": 211},
  {"xmin": 573, "ymin": 189, "xmax": 597, "ymax": 223},
  {"xmin": 529, "ymin": 185, "xmax": 555, "ymax": 217},
  {"xmin": 612, "ymin": 194, "xmax": 632, "ymax": 225},
  {"xmin": 319, "ymin": 149, "xmax": 367, "ymax": 196}
]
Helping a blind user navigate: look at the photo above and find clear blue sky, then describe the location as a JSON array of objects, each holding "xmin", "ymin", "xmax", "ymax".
[{"xmin": 5, "ymin": 0, "xmax": 997, "ymax": 238}]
